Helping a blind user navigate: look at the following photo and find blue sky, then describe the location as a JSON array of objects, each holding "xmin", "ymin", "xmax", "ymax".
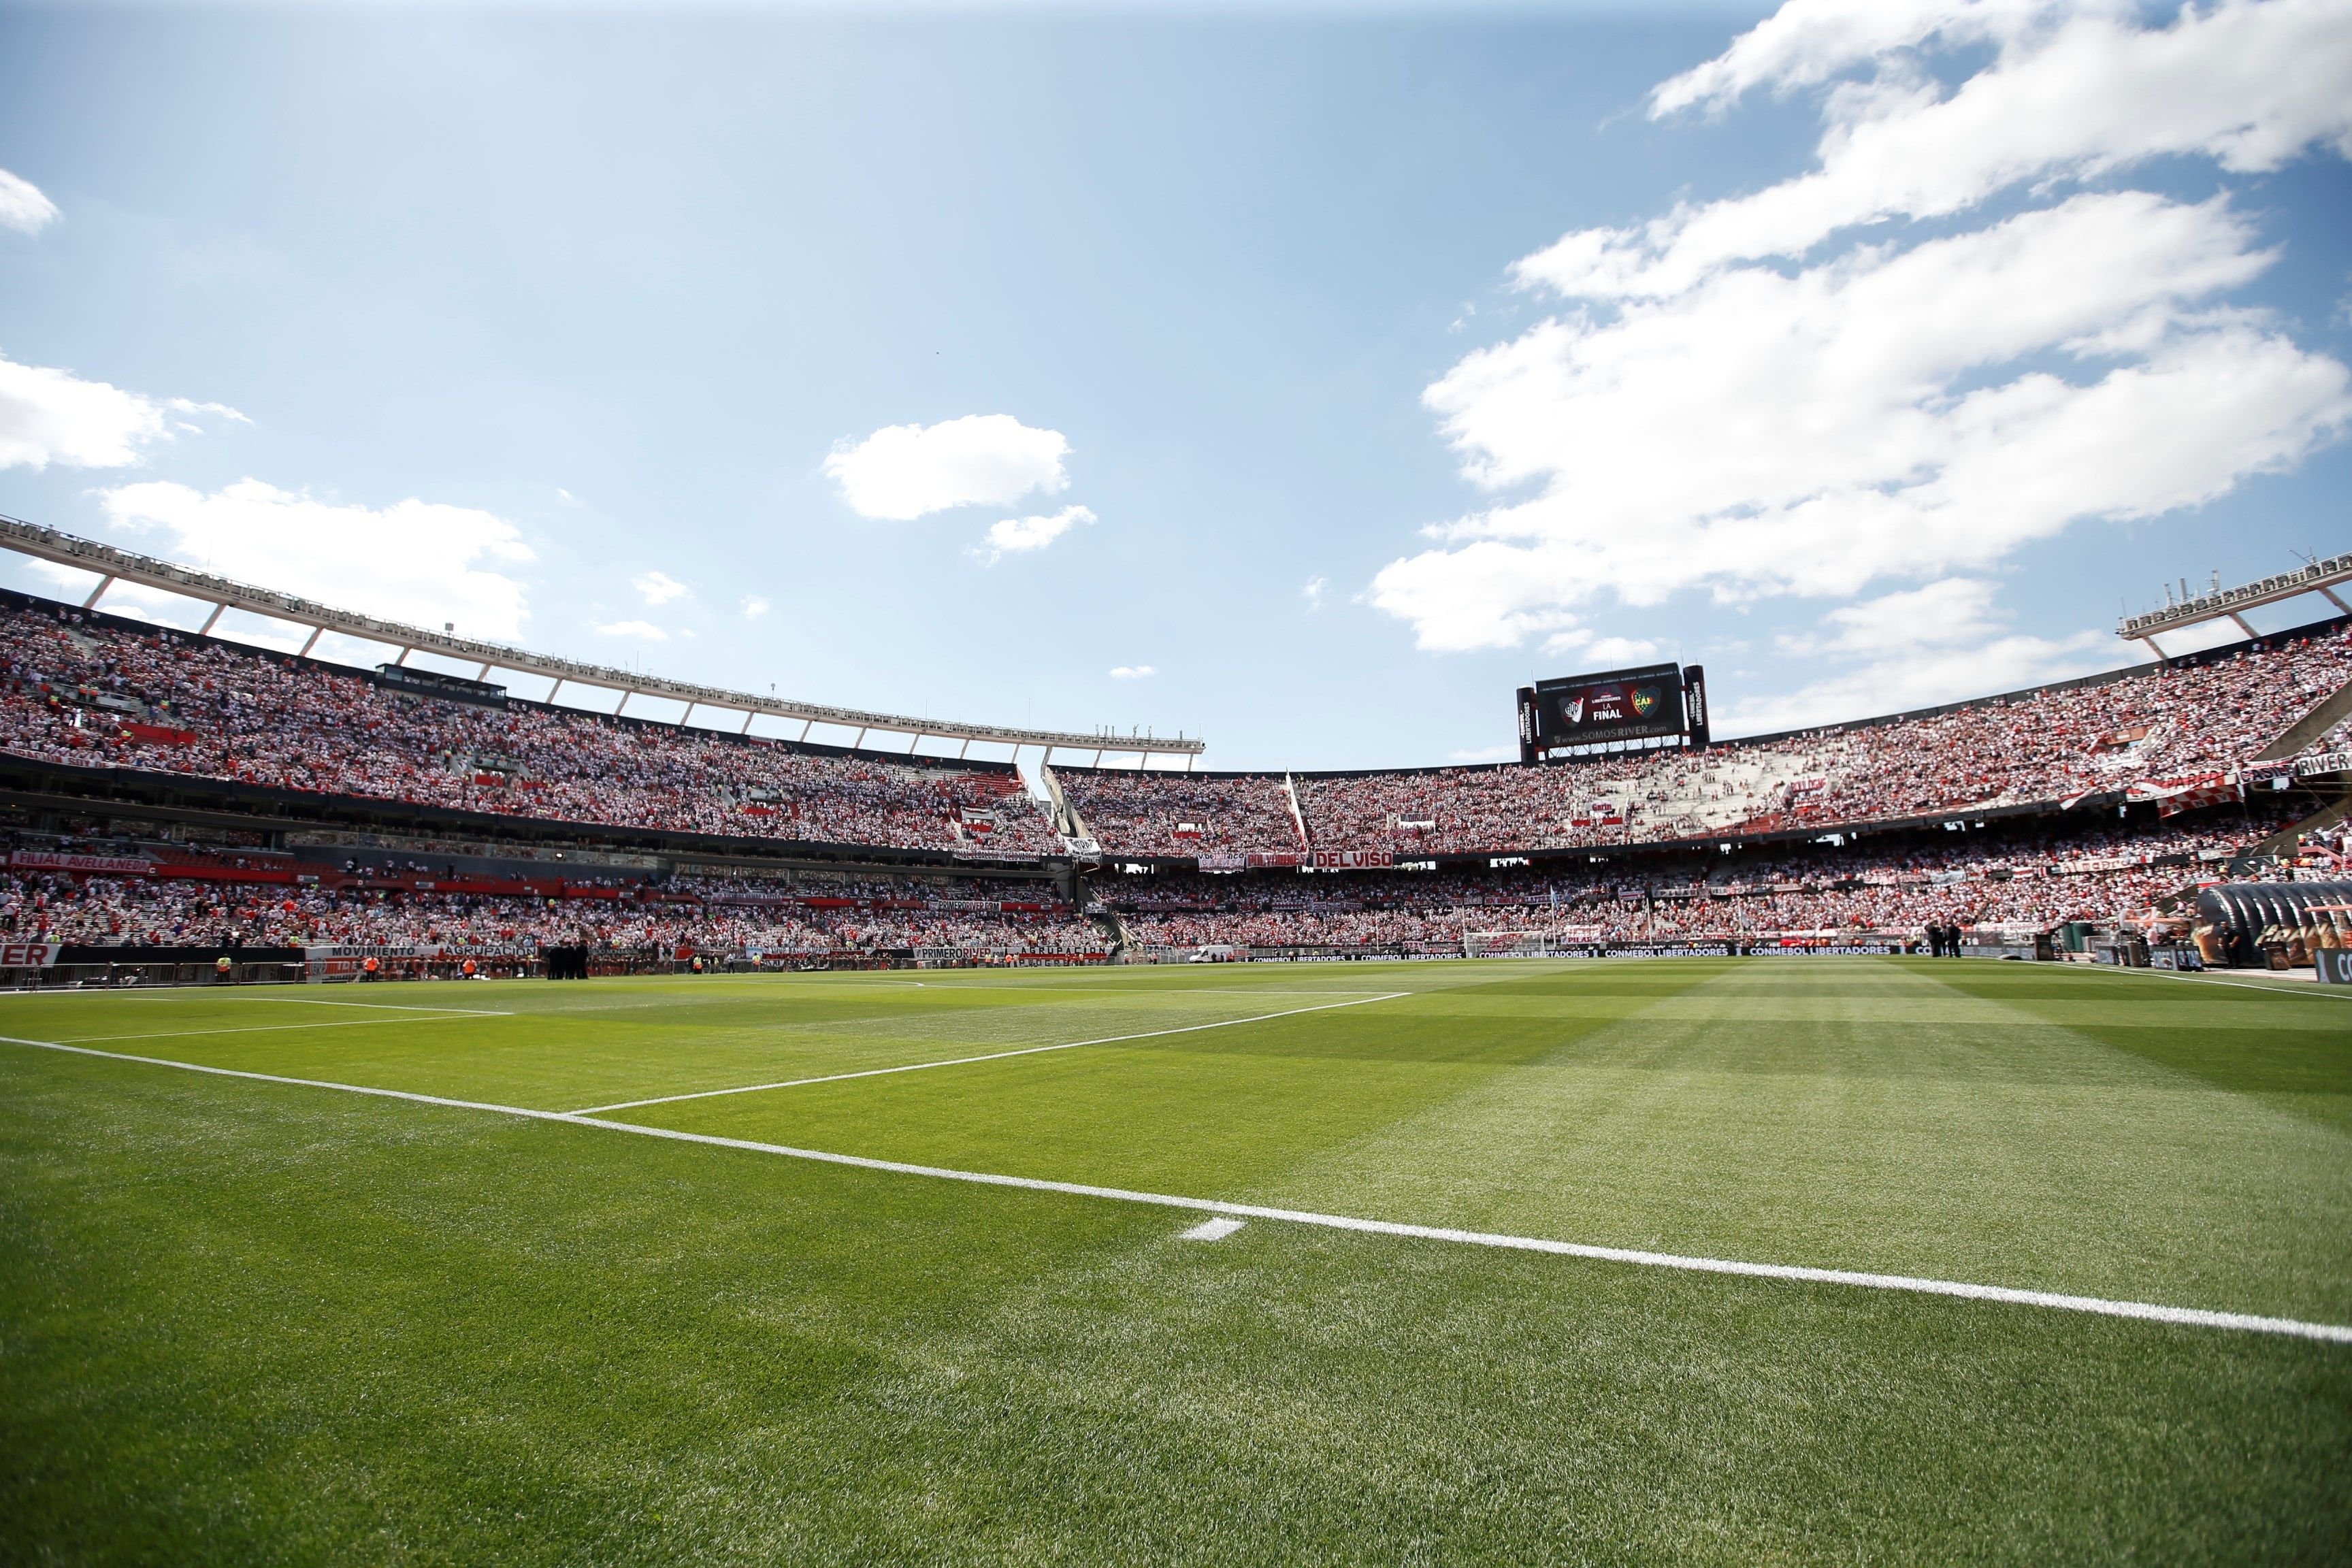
[{"xmin": 1, "ymin": 0, "xmax": 2348, "ymax": 770}]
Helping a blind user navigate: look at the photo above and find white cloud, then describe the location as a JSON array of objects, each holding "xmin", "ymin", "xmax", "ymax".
[
  {"xmin": 594, "ymin": 619, "xmax": 668, "ymax": 640},
  {"xmin": 632, "ymin": 570, "xmax": 688, "ymax": 605},
  {"xmin": 99, "ymin": 478, "xmax": 534, "ymax": 641},
  {"xmin": 0, "ymin": 169, "xmax": 58, "ymax": 235},
  {"xmin": 740, "ymin": 594, "xmax": 772, "ymax": 619},
  {"xmin": 1302, "ymin": 575, "xmax": 1328, "ymax": 610},
  {"xmin": 1725, "ymin": 577, "xmax": 2112, "ymax": 734},
  {"xmin": 0, "ymin": 353, "xmax": 172, "ymax": 470},
  {"xmin": 0, "ymin": 350, "xmax": 244, "ymax": 472},
  {"xmin": 975, "ymin": 504, "xmax": 1096, "ymax": 563},
  {"xmin": 1109, "ymin": 664, "xmax": 1156, "ymax": 679},
  {"xmin": 823, "ymin": 414, "xmax": 1071, "ymax": 521},
  {"xmin": 1543, "ymin": 633, "xmax": 1664, "ymax": 666},
  {"xmin": 1374, "ymin": 0, "xmax": 2352, "ymax": 655},
  {"xmin": 1448, "ymin": 743, "xmax": 1522, "ymax": 763},
  {"xmin": 1610, "ymin": 0, "xmax": 2352, "ymax": 298}
]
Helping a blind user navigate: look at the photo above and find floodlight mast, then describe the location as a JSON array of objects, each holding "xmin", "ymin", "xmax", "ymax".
[
  {"xmin": 0, "ymin": 515, "xmax": 1204, "ymax": 762},
  {"xmin": 2117, "ymin": 551, "xmax": 2352, "ymax": 659}
]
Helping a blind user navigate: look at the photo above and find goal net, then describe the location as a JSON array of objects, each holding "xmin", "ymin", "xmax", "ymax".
[{"xmin": 1465, "ymin": 930, "xmax": 1552, "ymax": 958}]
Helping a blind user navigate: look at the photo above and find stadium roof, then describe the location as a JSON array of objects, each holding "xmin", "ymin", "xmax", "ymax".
[
  {"xmin": 0, "ymin": 516, "xmax": 1204, "ymax": 763},
  {"xmin": 2119, "ymin": 552, "xmax": 2352, "ymax": 653}
]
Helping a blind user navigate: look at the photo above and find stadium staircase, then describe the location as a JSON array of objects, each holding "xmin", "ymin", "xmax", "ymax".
[
  {"xmin": 1037, "ymin": 763, "xmax": 1088, "ymax": 840},
  {"xmin": 1088, "ymin": 907, "xmax": 1135, "ymax": 958},
  {"xmin": 1281, "ymin": 774, "xmax": 1312, "ymax": 851},
  {"xmin": 2251, "ymin": 672, "xmax": 2352, "ymax": 762}
]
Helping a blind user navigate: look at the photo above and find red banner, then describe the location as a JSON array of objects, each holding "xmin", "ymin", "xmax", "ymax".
[{"xmin": 10, "ymin": 851, "xmax": 152, "ymax": 875}]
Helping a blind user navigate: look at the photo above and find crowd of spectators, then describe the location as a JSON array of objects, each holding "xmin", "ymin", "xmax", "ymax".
[
  {"xmin": 1100, "ymin": 806, "xmax": 2295, "ymax": 950},
  {"xmin": 1056, "ymin": 768, "xmax": 1303, "ymax": 855},
  {"xmin": 3, "ymin": 591, "xmax": 2345, "ymax": 889},
  {"xmin": 0, "ymin": 602, "xmax": 1058, "ymax": 855},
  {"xmin": 1066, "ymin": 626, "xmax": 2352, "ymax": 860},
  {"xmin": 670, "ymin": 872, "xmax": 1066, "ymax": 909},
  {"xmin": 0, "ymin": 791, "xmax": 2310, "ymax": 962},
  {"xmin": 0, "ymin": 870, "xmax": 1102, "ymax": 957}
]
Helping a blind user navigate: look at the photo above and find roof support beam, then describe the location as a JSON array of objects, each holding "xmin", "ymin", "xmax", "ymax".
[
  {"xmin": 82, "ymin": 575, "xmax": 114, "ymax": 610},
  {"xmin": 198, "ymin": 603, "xmax": 227, "ymax": 636},
  {"xmin": 299, "ymin": 626, "xmax": 323, "ymax": 657}
]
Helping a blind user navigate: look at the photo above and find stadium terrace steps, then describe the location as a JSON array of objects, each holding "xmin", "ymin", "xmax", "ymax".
[{"xmin": 2252, "ymin": 672, "xmax": 2352, "ymax": 761}]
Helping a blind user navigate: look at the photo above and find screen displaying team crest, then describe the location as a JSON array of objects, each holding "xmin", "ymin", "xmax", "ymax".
[{"xmin": 1529, "ymin": 663, "xmax": 1686, "ymax": 747}]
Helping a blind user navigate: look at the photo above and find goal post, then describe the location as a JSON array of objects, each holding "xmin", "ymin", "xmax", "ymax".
[{"xmin": 1465, "ymin": 930, "xmax": 1551, "ymax": 958}]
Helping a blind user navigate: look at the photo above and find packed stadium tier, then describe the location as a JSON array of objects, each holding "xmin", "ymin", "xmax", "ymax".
[
  {"xmin": 0, "ymin": 845, "xmax": 1100, "ymax": 958},
  {"xmin": 1, "ymin": 798, "xmax": 2323, "ymax": 963},
  {"xmin": 1058, "ymin": 620, "xmax": 2352, "ymax": 862},
  {"xmin": 1094, "ymin": 807, "xmax": 2301, "ymax": 952},
  {"xmin": 6, "ymin": 587, "xmax": 2347, "ymax": 873},
  {"xmin": 0, "ymin": 593, "xmax": 1060, "ymax": 858},
  {"xmin": 1054, "ymin": 768, "xmax": 1305, "ymax": 855}
]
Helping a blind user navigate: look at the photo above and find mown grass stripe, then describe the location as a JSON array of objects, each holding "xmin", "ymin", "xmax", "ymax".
[
  {"xmin": 564, "ymin": 992, "xmax": 1414, "ymax": 1115},
  {"xmin": 7, "ymin": 1030, "xmax": 2345, "ymax": 1345},
  {"xmin": 57, "ymin": 1015, "xmax": 516, "ymax": 1045}
]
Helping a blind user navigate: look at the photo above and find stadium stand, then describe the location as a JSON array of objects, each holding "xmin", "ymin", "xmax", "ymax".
[
  {"xmin": 0, "ymin": 843, "xmax": 1100, "ymax": 962},
  {"xmin": 0, "ymin": 576, "xmax": 2346, "ymax": 974},
  {"xmin": 1055, "ymin": 768, "xmax": 1305, "ymax": 857},
  {"xmin": 0, "ymin": 593, "xmax": 1058, "ymax": 856},
  {"xmin": 1098, "ymin": 808, "xmax": 2296, "ymax": 953},
  {"xmin": 1062, "ymin": 621, "xmax": 2352, "ymax": 861}
]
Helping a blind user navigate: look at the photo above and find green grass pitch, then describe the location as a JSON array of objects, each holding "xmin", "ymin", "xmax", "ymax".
[{"xmin": 2, "ymin": 957, "xmax": 2348, "ymax": 1563}]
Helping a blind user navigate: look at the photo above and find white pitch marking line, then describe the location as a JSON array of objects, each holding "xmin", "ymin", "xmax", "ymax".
[
  {"xmin": 1181, "ymin": 1217, "xmax": 1247, "ymax": 1242},
  {"xmin": 1980, "ymin": 958, "xmax": 2352, "ymax": 1003},
  {"xmin": 2121, "ymin": 969, "xmax": 2352, "ymax": 1002},
  {"xmin": 564, "ymin": 993, "xmax": 1414, "ymax": 1116},
  {"xmin": 223, "ymin": 997, "xmax": 514, "ymax": 1014},
  {"xmin": 56, "ymin": 1015, "xmax": 514, "ymax": 1045},
  {"xmin": 5, "ymin": 1032, "xmax": 2346, "ymax": 1346}
]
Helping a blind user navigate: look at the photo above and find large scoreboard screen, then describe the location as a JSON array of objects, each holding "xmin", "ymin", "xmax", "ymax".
[{"xmin": 1517, "ymin": 663, "xmax": 1708, "ymax": 762}]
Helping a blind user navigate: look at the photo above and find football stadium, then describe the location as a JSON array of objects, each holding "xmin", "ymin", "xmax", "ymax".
[
  {"xmin": 1, "ymin": 518, "xmax": 2349, "ymax": 1561},
  {"xmin": 8, "ymin": 1, "xmax": 2352, "ymax": 1561}
]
